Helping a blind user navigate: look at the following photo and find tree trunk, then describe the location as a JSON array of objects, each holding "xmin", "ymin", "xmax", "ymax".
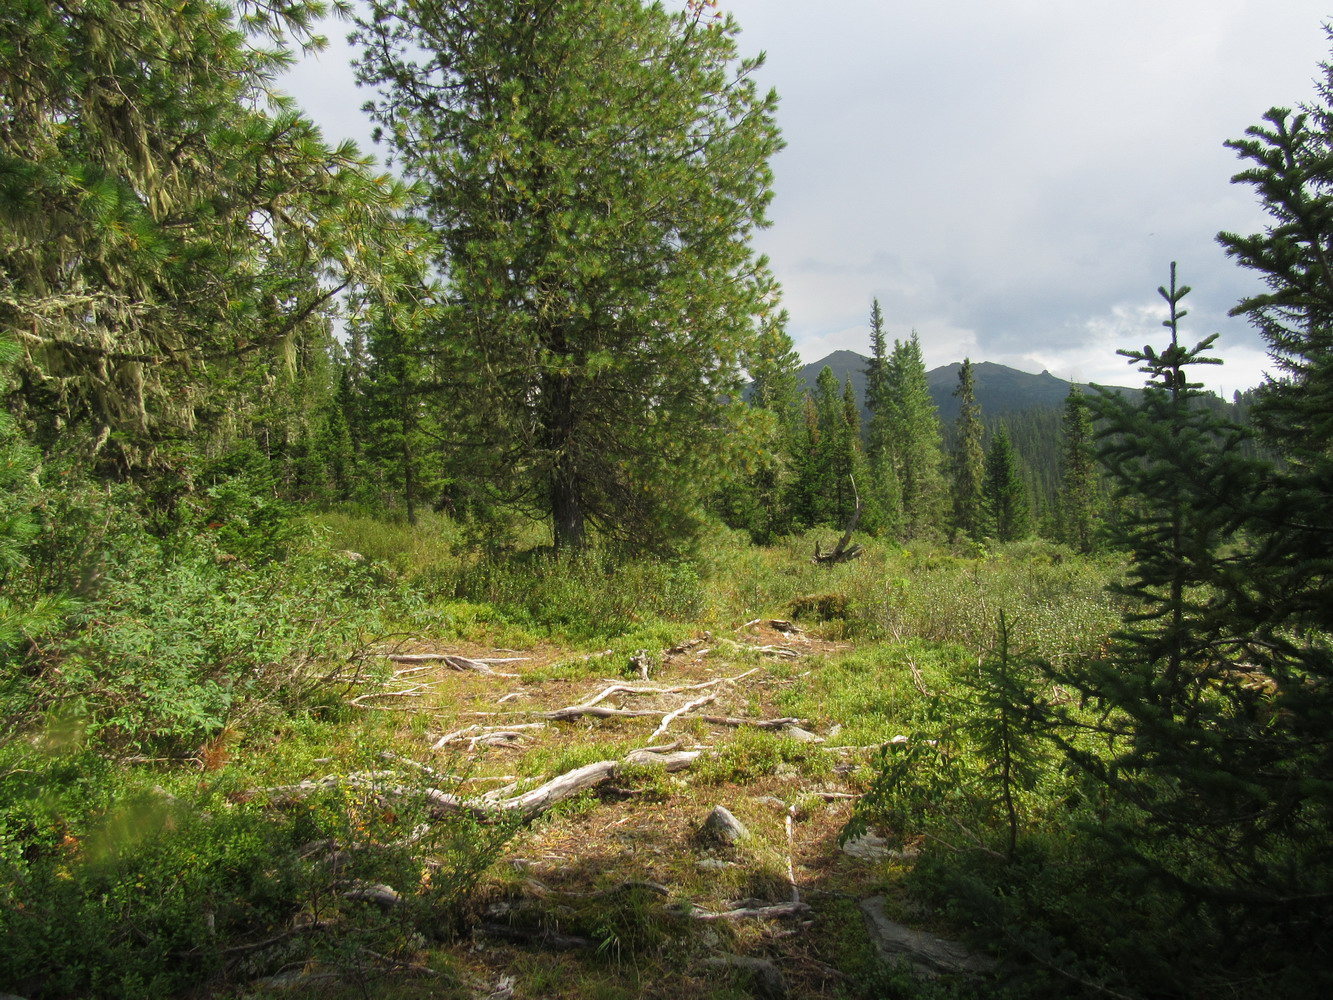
[
  {"xmin": 542, "ymin": 367, "xmax": 585, "ymax": 554},
  {"xmin": 551, "ymin": 465, "xmax": 585, "ymax": 555}
]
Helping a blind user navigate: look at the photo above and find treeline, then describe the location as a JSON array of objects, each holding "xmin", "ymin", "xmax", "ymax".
[
  {"xmin": 0, "ymin": 0, "xmax": 1255, "ymax": 564},
  {"xmin": 1, "ymin": 0, "xmax": 786, "ymax": 557}
]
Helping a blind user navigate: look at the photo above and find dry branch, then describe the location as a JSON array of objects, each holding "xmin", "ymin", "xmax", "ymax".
[
  {"xmin": 696, "ymin": 714, "xmax": 803, "ymax": 730},
  {"xmin": 718, "ymin": 638, "xmax": 800, "ymax": 658},
  {"xmin": 541, "ymin": 669, "xmax": 761, "ymax": 723},
  {"xmin": 349, "ymin": 684, "xmax": 437, "ymax": 709},
  {"xmin": 687, "ymin": 901, "xmax": 812, "ymax": 921},
  {"xmin": 432, "ymin": 723, "xmax": 547, "ymax": 750},
  {"xmin": 259, "ymin": 746, "xmax": 704, "ymax": 822},
  {"xmin": 386, "ymin": 653, "xmax": 520, "ymax": 677},
  {"xmin": 647, "ymin": 693, "xmax": 717, "ymax": 742}
]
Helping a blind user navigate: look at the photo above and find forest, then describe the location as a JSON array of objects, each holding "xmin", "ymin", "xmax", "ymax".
[{"xmin": 0, "ymin": 1, "xmax": 1330, "ymax": 998}]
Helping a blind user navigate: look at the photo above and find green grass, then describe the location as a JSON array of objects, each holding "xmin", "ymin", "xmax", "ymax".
[{"xmin": 5, "ymin": 510, "xmax": 1146, "ymax": 999}]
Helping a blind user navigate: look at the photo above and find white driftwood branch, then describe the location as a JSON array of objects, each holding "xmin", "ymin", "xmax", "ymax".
[
  {"xmin": 695, "ymin": 714, "xmax": 803, "ymax": 730},
  {"xmin": 385, "ymin": 653, "xmax": 520, "ymax": 677},
  {"xmin": 687, "ymin": 901, "xmax": 812, "ymax": 921},
  {"xmin": 647, "ymin": 693, "xmax": 717, "ymax": 742},
  {"xmin": 262, "ymin": 746, "xmax": 705, "ymax": 821},
  {"xmin": 432, "ymin": 723, "xmax": 547, "ymax": 750}
]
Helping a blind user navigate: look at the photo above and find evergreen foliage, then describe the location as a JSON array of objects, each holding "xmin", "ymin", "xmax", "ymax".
[
  {"xmin": 0, "ymin": 0, "xmax": 415, "ymax": 473},
  {"xmin": 720, "ymin": 316, "xmax": 804, "ymax": 542},
  {"xmin": 884, "ymin": 334, "xmax": 947, "ymax": 539},
  {"xmin": 1055, "ymin": 385, "xmax": 1099, "ymax": 552},
  {"xmin": 354, "ymin": 0, "xmax": 784, "ymax": 553},
  {"xmin": 949, "ymin": 358, "xmax": 986, "ymax": 540},
  {"xmin": 1040, "ymin": 265, "xmax": 1325, "ymax": 988},
  {"xmin": 981, "ymin": 425, "xmax": 1030, "ymax": 542},
  {"xmin": 861, "ymin": 300, "xmax": 903, "ymax": 536}
]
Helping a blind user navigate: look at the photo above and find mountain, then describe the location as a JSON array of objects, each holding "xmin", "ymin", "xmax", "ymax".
[{"xmin": 796, "ymin": 350, "xmax": 1089, "ymax": 421}]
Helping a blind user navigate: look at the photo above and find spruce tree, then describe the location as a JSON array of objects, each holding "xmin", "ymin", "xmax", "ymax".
[
  {"xmin": 862, "ymin": 299, "xmax": 903, "ymax": 536},
  {"xmin": 885, "ymin": 333, "xmax": 947, "ymax": 538},
  {"xmin": 1202, "ymin": 48, "xmax": 1333, "ymax": 960},
  {"xmin": 1055, "ymin": 386, "xmax": 1099, "ymax": 552},
  {"xmin": 981, "ymin": 425, "xmax": 1030, "ymax": 542},
  {"xmin": 950, "ymin": 358, "xmax": 986, "ymax": 540},
  {"xmin": 864, "ymin": 299, "xmax": 891, "ymax": 464},
  {"xmin": 1041, "ymin": 266, "xmax": 1293, "ymax": 988}
]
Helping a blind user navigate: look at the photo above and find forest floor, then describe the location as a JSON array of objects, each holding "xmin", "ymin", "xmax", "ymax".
[{"xmin": 309, "ymin": 619, "xmax": 932, "ymax": 1000}]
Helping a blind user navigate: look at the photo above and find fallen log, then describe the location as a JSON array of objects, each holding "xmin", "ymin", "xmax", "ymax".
[
  {"xmin": 686, "ymin": 900, "xmax": 812, "ymax": 921},
  {"xmin": 257, "ymin": 746, "xmax": 704, "ymax": 822}
]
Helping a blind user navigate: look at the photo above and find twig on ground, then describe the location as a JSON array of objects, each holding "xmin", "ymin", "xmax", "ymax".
[
  {"xmin": 687, "ymin": 901, "xmax": 812, "ymax": 921},
  {"xmin": 647, "ymin": 693, "xmax": 717, "ymax": 742}
]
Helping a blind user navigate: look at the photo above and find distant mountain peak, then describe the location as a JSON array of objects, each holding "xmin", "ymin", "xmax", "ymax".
[{"xmin": 796, "ymin": 351, "xmax": 1085, "ymax": 421}]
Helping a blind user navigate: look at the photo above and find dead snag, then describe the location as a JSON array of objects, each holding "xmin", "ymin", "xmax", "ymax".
[{"xmin": 813, "ymin": 475, "xmax": 865, "ymax": 564}]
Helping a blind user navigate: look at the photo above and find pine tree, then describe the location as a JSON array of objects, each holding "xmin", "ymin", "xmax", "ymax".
[
  {"xmin": 1199, "ymin": 46, "xmax": 1333, "ymax": 958},
  {"xmin": 808, "ymin": 367, "xmax": 853, "ymax": 527},
  {"xmin": 950, "ymin": 358, "xmax": 986, "ymax": 540},
  {"xmin": 355, "ymin": 0, "xmax": 784, "ymax": 553},
  {"xmin": 1055, "ymin": 386, "xmax": 1099, "ymax": 552},
  {"xmin": 885, "ymin": 334, "xmax": 947, "ymax": 538},
  {"xmin": 0, "ymin": 0, "xmax": 415, "ymax": 473},
  {"xmin": 862, "ymin": 299, "xmax": 903, "ymax": 537},
  {"xmin": 981, "ymin": 425, "xmax": 1030, "ymax": 542},
  {"xmin": 1041, "ymin": 266, "xmax": 1292, "ymax": 987},
  {"xmin": 723, "ymin": 314, "xmax": 804, "ymax": 541},
  {"xmin": 864, "ymin": 299, "xmax": 891, "ymax": 463}
]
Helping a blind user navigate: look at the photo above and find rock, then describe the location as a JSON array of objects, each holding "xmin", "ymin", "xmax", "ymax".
[
  {"xmin": 337, "ymin": 549, "xmax": 365, "ymax": 562},
  {"xmin": 701, "ymin": 955, "xmax": 787, "ymax": 1000},
  {"xmin": 696, "ymin": 858, "xmax": 734, "ymax": 870},
  {"xmin": 782, "ymin": 726, "xmax": 825, "ymax": 744},
  {"xmin": 859, "ymin": 897, "xmax": 996, "ymax": 979},
  {"xmin": 841, "ymin": 831, "xmax": 892, "ymax": 860},
  {"xmin": 700, "ymin": 804, "xmax": 750, "ymax": 845},
  {"xmin": 751, "ymin": 795, "xmax": 787, "ymax": 811}
]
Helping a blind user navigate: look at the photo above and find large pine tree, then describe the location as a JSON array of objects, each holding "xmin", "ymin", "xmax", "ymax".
[{"xmin": 355, "ymin": 0, "xmax": 784, "ymax": 553}]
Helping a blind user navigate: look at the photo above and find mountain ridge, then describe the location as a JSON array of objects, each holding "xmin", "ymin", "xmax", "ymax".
[{"xmin": 797, "ymin": 350, "xmax": 1117, "ymax": 422}]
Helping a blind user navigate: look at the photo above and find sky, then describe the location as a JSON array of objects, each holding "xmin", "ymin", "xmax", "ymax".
[{"xmin": 281, "ymin": 1, "xmax": 1333, "ymax": 395}]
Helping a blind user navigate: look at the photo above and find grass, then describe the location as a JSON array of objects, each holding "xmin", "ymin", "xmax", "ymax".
[{"xmin": 5, "ymin": 514, "xmax": 1137, "ymax": 999}]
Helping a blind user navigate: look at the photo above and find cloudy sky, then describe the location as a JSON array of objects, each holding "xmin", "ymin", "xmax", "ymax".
[{"xmin": 282, "ymin": 1, "xmax": 1333, "ymax": 394}]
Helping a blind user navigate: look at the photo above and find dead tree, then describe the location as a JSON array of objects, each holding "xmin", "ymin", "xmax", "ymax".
[{"xmin": 813, "ymin": 476, "xmax": 864, "ymax": 564}]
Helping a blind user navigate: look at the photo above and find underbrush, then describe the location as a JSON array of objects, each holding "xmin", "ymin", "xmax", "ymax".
[
  {"xmin": 0, "ymin": 737, "xmax": 511, "ymax": 999},
  {"xmin": 8, "ymin": 493, "xmax": 1196, "ymax": 999}
]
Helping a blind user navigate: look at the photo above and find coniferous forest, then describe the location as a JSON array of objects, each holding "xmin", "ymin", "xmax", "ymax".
[{"xmin": 1, "ymin": 2, "xmax": 1330, "ymax": 998}]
